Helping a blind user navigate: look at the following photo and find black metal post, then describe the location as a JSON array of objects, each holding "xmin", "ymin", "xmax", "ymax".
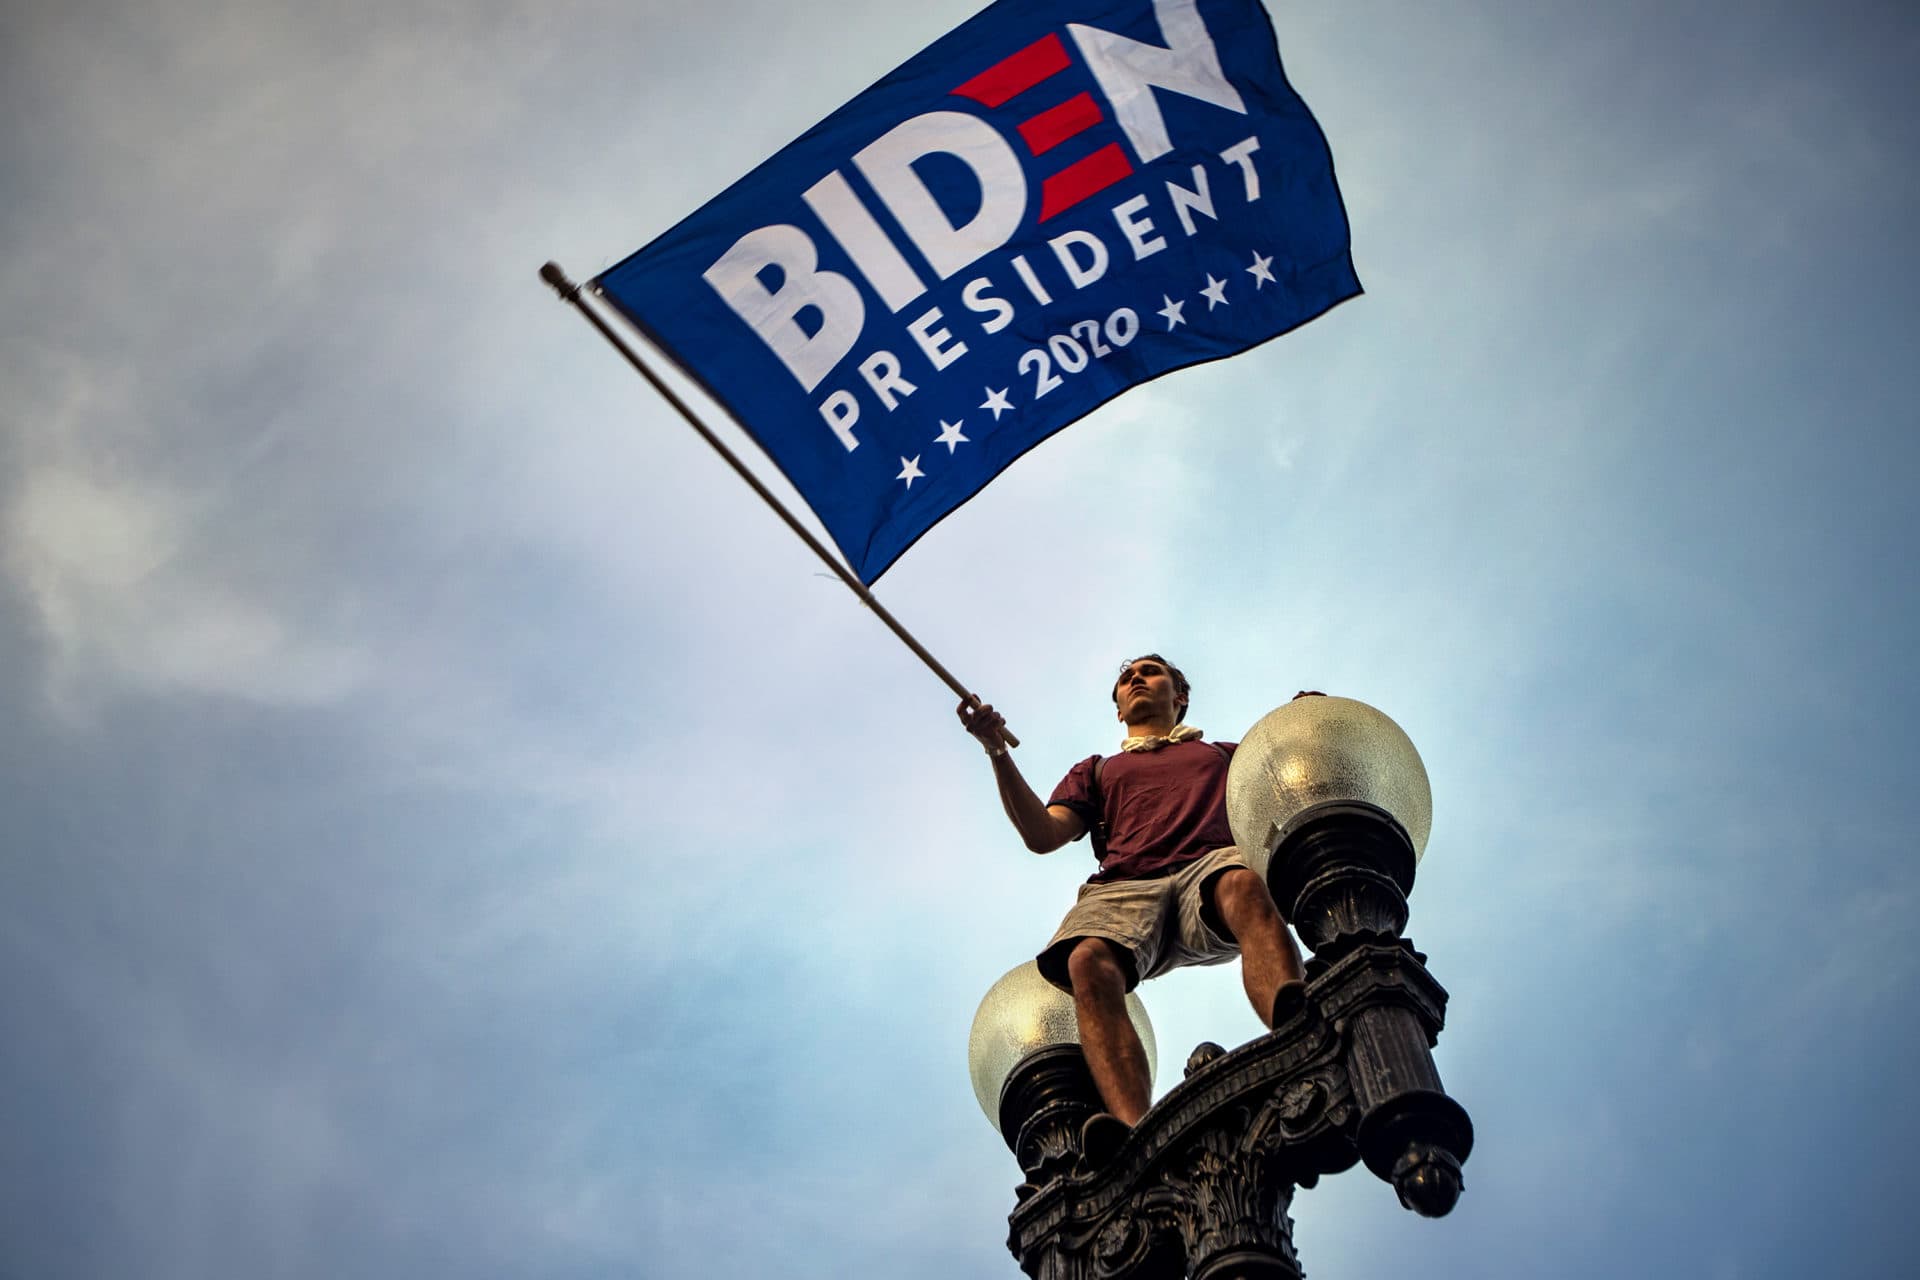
[{"xmin": 1265, "ymin": 799, "xmax": 1473, "ymax": 1216}]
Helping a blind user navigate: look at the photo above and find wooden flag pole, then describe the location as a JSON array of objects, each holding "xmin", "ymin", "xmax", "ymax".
[{"xmin": 540, "ymin": 261, "xmax": 1018, "ymax": 747}]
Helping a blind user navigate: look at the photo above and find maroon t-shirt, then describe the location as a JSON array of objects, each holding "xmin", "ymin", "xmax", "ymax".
[{"xmin": 1049, "ymin": 739, "xmax": 1238, "ymax": 882}]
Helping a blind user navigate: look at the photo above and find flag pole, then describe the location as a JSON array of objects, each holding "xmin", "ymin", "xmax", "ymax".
[{"xmin": 540, "ymin": 261, "xmax": 1018, "ymax": 748}]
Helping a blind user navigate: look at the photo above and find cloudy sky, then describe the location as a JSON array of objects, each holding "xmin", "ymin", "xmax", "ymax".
[{"xmin": 3, "ymin": 0, "xmax": 1916, "ymax": 1276}]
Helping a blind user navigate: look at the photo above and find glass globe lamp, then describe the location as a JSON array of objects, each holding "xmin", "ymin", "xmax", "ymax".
[
  {"xmin": 1225, "ymin": 695, "xmax": 1432, "ymax": 883},
  {"xmin": 967, "ymin": 960, "xmax": 1156, "ymax": 1134}
]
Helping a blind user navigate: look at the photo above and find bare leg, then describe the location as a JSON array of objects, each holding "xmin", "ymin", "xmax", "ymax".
[
  {"xmin": 1207, "ymin": 868, "xmax": 1305, "ymax": 1027},
  {"xmin": 1065, "ymin": 938, "xmax": 1152, "ymax": 1125}
]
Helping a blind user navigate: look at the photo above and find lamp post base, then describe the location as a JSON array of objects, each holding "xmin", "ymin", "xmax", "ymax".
[{"xmin": 1192, "ymin": 1247, "xmax": 1303, "ymax": 1280}]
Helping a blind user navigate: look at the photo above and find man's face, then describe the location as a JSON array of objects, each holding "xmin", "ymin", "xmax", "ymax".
[{"xmin": 1114, "ymin": 657, "xmax": 1182, "ymax": 724}]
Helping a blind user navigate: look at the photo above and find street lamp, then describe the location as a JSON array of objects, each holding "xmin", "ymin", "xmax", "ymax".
[
  {"xmin": 969, "ymin": 696, "xmax": 1473, "ymax": 1279},
  {"xmin": 1227, "ymin": 696, "xmax": 1469, "ymax": 1216}
]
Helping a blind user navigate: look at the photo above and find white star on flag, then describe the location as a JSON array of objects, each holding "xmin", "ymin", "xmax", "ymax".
[
  {"xmin": 1157, "ymin": 295, "xmax": 1187, "ymax": 329},
  {"xmin": 981, "ymin": 387, "xmax": 1014, "ymax": 420},
  {"xmin": 1201, "ymin": 274, "xmax": 1230, "ymax": 309},
  {"xmin": 934, "ymin": 419, "xmax": 969, "ymax": 453},
  {"xmin": 1247, "ymin": 251, "xmax": 1276, "ymax": 288},
  {"xmin": 897, "ymin": 455, "xmax": 924, "ymax": 488}
]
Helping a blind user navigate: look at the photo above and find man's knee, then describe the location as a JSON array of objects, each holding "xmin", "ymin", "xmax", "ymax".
[
  {"xmin": 1209, "ymin": 867, "xmax": 1281, "ymax": 928},
  {"xmin": 1066, "ymin": 937, "xmax": 1131, "ymax": 996}
]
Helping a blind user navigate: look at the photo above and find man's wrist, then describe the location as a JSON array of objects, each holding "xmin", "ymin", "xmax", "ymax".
[{"xmin": 985, "ymin": 742, "xmax": 1008, "ymax": 758}]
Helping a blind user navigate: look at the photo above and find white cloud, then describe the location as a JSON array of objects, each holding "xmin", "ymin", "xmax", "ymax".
[{"xmin": 4, "ymin": 373, "xmax": 367, "ymax": 716}]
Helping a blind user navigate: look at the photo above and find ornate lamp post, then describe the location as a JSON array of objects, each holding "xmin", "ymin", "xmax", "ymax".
[{"xmin": 968, "ymin": 697, "xmax": 1474, "ymax": 1278}]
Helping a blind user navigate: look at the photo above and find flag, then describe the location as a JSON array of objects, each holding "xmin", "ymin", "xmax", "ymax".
[{"xmin": 596, "ymin": 0, "xmax": 1358, "ymax": 584}]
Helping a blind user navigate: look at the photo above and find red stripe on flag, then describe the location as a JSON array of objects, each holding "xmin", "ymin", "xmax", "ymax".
[
  {"xmin": 1038, "ymin": 144, "xmax": 1134, "ymax": 221},
  {"xmin": 951, "ymin": 34, "xmax": 1071, "ymax": 107},
  {"xmin": 1018, "ymin": 92, "xmax": 1102, "ymax": 156}
]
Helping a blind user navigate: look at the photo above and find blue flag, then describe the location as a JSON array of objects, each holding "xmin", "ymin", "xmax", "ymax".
[{"xmin": 596, "ymin": 0, "xmax": 1357, "ymax": 584}]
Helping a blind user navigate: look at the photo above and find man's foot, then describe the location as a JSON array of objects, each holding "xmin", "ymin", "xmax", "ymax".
[
  {"xmin": 1269, "ymin": 979, "xmax": 1309, "ymax": 1028},
  {"xmin": 1078, "ymin": 1111, "xmax": 1131, "ymax": 1170}
]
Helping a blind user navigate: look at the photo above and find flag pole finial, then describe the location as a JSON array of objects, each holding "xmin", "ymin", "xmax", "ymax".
[{"xmin": 539, "ymin": 261, "xmax": 578, "ymax": 300}]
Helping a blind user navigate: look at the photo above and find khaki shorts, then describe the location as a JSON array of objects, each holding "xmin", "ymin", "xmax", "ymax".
[{"xmin": 1037, "ymin": 846, "xmax": 1251, "ymax": 994}]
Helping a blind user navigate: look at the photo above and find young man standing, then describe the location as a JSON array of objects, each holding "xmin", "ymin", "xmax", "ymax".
[{"xmin": 959, "ymin": 655, "xmax": 1307, "ymax": 1127}]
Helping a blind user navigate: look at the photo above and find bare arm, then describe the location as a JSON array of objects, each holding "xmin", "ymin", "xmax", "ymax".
[{"xmin": 957, "ymin": 699, "xmax": 1086, "ymax": 854}]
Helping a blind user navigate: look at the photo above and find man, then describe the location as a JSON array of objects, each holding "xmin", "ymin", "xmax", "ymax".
[{"xmin": 959, "ymin": 655, "xmax": 1307, "ymax": 1129}]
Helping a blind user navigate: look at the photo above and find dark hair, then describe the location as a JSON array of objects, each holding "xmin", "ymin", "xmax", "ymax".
[{"xmin": 1112, "ymin": 653, "xmax": 1191, "ymax": 721}]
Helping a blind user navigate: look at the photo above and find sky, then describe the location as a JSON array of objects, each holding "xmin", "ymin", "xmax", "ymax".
[{"xmin": 2, "ymin": 0, "xmax": 1916, "ymax": 1276}]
